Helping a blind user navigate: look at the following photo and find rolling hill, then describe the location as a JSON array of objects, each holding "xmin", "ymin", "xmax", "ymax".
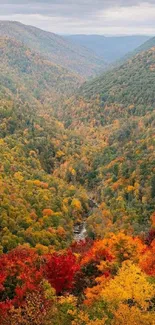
[
  {"xmin": 65, "ymin": 34, "xmax": 150, "ymax": 62},
  {"xmin": 0, "ymin": 36, "xmax": 83, "ymax": 106},
  {"xmin": 0, "ymin": 21, "xmax": 106, "ymax": 78},
  {"xmin": 60, "ymin": 47, "xmax": 155, "ymax": 127}
]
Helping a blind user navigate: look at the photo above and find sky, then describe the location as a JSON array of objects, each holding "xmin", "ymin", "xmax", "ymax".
[{"xmin": 0, "ymin": 0, "xmax": 155, "ymax": 35}]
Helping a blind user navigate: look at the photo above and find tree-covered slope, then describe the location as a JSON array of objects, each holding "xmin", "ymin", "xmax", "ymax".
[
  {"xmin": 0, "ymin": 36, "xmax": 82, "ymax": 105},
  {"xmin": 0, "ymin": 21, "xmax": 106, "ymax": 77},
  {"xmin": 0, "ymin": 36, "xmax": 92, "ymax": 252},
  {"xmin": 60, "ymin": 47, "xmax": 155, "ymax": 127},
  {"xmin": 55, "ymin": 47, "xmax": 155, "ymax": 234},
  {"xmin": 0, "ymin": 93, "xmax": 92, "ymax": 253}
]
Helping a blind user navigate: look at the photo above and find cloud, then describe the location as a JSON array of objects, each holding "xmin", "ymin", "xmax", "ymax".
[
  {"xmin": 0, "ymin": 1, "xmax": 155, "ymax": 16},
  {"xmin": 0, "ymin": 0, "xmax": 155, "ymax": 35}
]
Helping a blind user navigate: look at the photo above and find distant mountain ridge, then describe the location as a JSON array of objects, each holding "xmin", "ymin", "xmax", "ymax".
[
  {"xmin": 124, "ymin": 36, "xmax": 155, "ymax": 60},
  {"xmin": 0, "ymin": 21, "xmax": 106, "ymax": 78},
  {"xmin": 65, "ymin": 34, "xmax": 150, "ymax": 62}
]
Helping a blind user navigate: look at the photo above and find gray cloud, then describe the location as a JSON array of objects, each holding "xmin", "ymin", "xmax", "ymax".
[
  {"xmin": 0, "ymin": 1, "xmax": 155, "ymax": 16},
  {"xmin": 0, "ymin": 0, "xmax": 155, "ymax": 34}
]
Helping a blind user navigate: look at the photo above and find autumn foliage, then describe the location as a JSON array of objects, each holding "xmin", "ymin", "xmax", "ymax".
[
  {"xmin": 0, "ymin": 247, "xmax": 43, "ymax": 314},
  {"xmin": 0, "ymin": 231, "xmax": 154, "ymax": 325},
  {"xmin": 0, "ymin": 24, "xmax": 155, "ymax": 325},
  {"xmin": 45, "ymin": 250, "xmax": 79, "ymax": 294}
]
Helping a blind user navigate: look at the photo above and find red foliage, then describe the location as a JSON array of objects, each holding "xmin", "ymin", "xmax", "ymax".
[
  {"xmin": 145, "ymin": 228, "xmax": 155, "ymax": 245},
  {"xmin": 0, "ymin": 247, "xmax": 43, "ymax": 314},
  {"xmin": 45, "ymin": 250, "xmax": 79, "ymax": 294},
  {"xmin": 71, "ymin": 239, "xmax": 93, "ymax": 256}
]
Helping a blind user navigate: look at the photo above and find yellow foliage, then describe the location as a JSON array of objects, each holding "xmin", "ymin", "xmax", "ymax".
[
  {"xmin": 69, "ymin": 167, "xmax": 76, "ymax": 176},
  {"xmin": 0, "ymin": 138, "xmax": 5, "ymax": 145},
  {"xmin": 56, "ymin": 150, "xmax": 65, "ymax": 158},
  {"xmin": 35, "ymin": 244, "xmax": 49, "ymax": 254},
  {"xmin": 59, "ymin": 295, "xmax": 77, "ymax": 307},
  {"xmin": 127, "ymin": 185, "xmax": 135, "ymax": 192},
  {"xmin": 71, "ymin": 311, "xmax": 106, "ymax": 325},
  {"xmin": 116, "ymin": 196, "xmax": 124, "ymax": 201},
  {"xmin": 71, "ymin": 198, "xmax": 82, "ymax": 211},
  {"xmin": 112, "ymin": 304, "xmax": 155, "ymax": 325},
  {"xmin": 101, "ymin": 261, "xmax": 155, "ymax": 309},
  {"xmin": 14, "ymin": 172, "xmax": 24, "ymax": 182},
  {"xmin": 69, "ymin": 185, "xmax": 76, "ymax": 191}
]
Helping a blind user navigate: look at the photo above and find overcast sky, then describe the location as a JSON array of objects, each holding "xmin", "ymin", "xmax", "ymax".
[{"xmin": 0, "ymin": 0, "xmax": 155, "ymax": 35}]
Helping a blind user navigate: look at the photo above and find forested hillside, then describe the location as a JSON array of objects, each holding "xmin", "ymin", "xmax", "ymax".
[
  {"xmin": 0, "ymin": 36, "xmax": 83, "ymax": 105},
  {"xmin": 0, "ymin": 95, "xmax": 91, "ymax": 252},
  {"xmin": 59, "ymin": 47, "xmax": 155, "ymax": 125},
  {"xmin": 56, "ymin": 47, "xmax": 155, "ymax": 234},
  {"xmin": 0, "ymin": 34, "xmax": 92, "ymax": 253},
  {"xmin": 0, "ymin": 21, "xmax": 106, "ymax": 77},
  {"xmin": 0, "ymin": 24, "xmax": 155, "ymax": 325}
]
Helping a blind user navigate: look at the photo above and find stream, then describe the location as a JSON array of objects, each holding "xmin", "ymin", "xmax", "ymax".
[
  {"xmin": 74, "ymin": 222, "xmax": 87, "ymax": 241},
  {"xmin": 73, "ymin": 198, "xmax": 99, "ymax": 241}
]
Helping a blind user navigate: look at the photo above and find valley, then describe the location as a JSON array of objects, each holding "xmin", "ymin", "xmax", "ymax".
[{"xmin": 0, "ymin": 20, "xmax": 154, "ymax": 325}]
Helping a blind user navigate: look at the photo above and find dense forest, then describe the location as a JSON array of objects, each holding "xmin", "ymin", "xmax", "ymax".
[
  {"xmin": 57, "ymin": 47, "xmax": 155, "ymax": 235},
  {"xmin": 0, "ymin": 37, "xmax": 83, "ymax": 105},
  {"xmin": 0, "ymin": 21, "xmax": 155, "ymax": 325},
  {"xmin": 0, "ymin": 21, "xmax": 106, "ymax": 77}
]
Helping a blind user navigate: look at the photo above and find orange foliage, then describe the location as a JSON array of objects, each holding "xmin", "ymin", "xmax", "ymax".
[
  {"xmin": 42, "ymin": 209, "xmax": 54, "ymax": 216},
  {"xmin": 140, "ymin": 239, "xmax": 155, "ymax": 276}
]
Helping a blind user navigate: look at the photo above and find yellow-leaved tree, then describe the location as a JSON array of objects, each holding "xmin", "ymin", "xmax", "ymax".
[
  {"xmin": 100, "ymin": 261, "xmax": 155, "ymax": 310},
  {"xmin": 112, "ymin": 304, "xmax": 155, "ymax": 325}
]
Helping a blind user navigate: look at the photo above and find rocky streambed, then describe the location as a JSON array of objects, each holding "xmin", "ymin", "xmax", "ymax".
[
  {"xmin": 73, "ymin": 198, "xmax": 99, "ymax": 241},
  {"xmin": 73, "ymin": 222, "xmax": 87, "ymax": 241}
]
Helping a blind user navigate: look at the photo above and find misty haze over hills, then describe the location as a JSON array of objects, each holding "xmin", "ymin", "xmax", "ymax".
[
  {"xmin": 0, "ymin": 21, "xmax": 152, "ymax": 66},
  {"xmin": 0, "ymin": 21, "xmax": 106, "ymax": 78},
  {"xmin": 65, "ymin": 35, "xmax": 151, "ymax": 62}
]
